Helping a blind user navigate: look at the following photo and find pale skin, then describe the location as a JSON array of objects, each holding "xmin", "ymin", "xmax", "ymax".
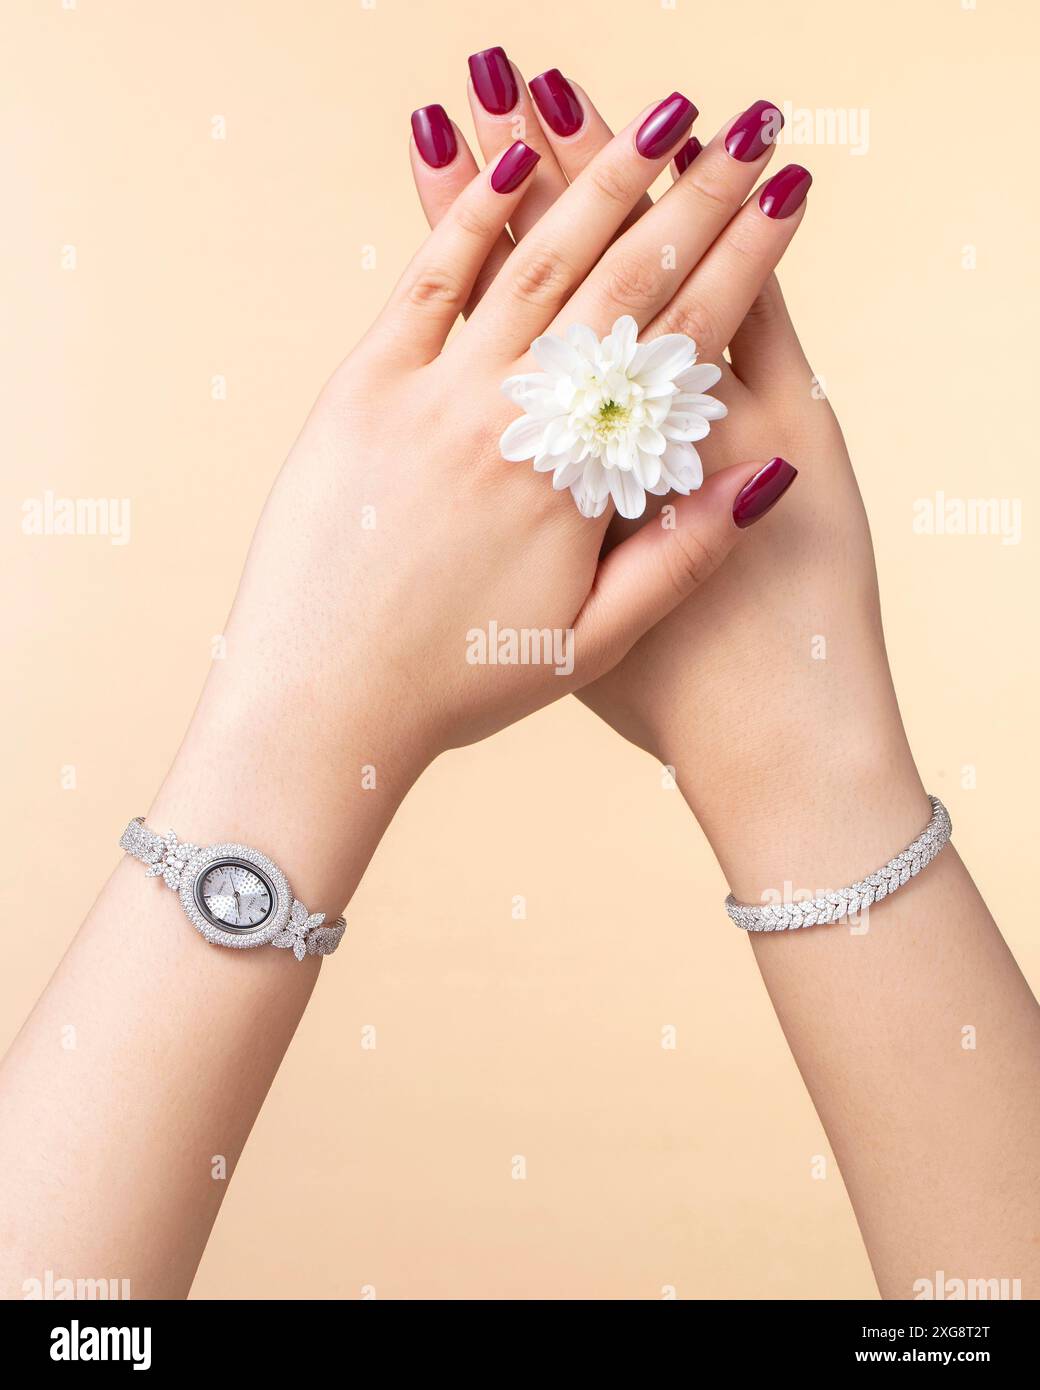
[
  {"xmin": 0, "ymin": 69, "xmax": 1036, "ymax": 1305},
  {"xmin": 417, "ymin": 65, "xmax": 1040, "ymax": 1296}
]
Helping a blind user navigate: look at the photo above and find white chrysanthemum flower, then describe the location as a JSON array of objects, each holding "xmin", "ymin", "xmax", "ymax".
[{"xmin": 499, "ymin": 315, "xmax": 727, "ymax": 520}]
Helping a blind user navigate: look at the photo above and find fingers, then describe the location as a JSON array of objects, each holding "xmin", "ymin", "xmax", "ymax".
[
  {"xmin": 374, "ymin": 140, "xmax": 541, "ymax": 365},
  {"xmin": 466, "ymin": 91, "xmax": 699, "ymax": 361},
  {"xmin": 571, "ymin": 458, "xmax": 798, "ymax": 682},
  {"xmin": 645, "ymin": 162, "xmax": 811, "ymax": 366},
  {"xmin": 728, "ymin": 273, "xmax": 813, "ymax": 394},
  {"xmin": 467, "ymin": 46, "xmax": 570, "ymax": 239},
  {"xmin": 528, "ymin": 71, "xmax": 653, "ymax": 234},
  {"xmin": 554, "ymin": 99, "xmax": 784, "ymax": 339},
  {"xmin": 409, "ymin": 104, "xmax": 515, "ymax": 315}
]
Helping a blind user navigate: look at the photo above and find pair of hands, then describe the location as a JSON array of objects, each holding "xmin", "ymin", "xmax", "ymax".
[{"xmin": 184, "ymin": 56, "xmax": 918, "ymax": 909}]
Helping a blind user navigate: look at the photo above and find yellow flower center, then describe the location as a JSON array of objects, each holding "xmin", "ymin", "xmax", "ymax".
[{"xmin": 593, "ymin": 400, "xmax": 631, "ymax": 441}]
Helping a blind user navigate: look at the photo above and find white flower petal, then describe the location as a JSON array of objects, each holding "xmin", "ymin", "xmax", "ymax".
[
  {"xmin": 674, "ymin": 391, "xmax": 727, "ymax": 421},
  {"xmin": 571, "ymin": 460, "xmax": 611, "ymax": 517},
  {"xmin": 662, "ymin": 413, "xmax": 711, "ymax": 443},
  {"xmin": 552, "ymin": 455, "xmax": 586, "ymax": 489},
  {"xmin": 633, "ymin": 448, "xmax": 663, "ymax": 490},
  {"xmin": 566, "ymin": 323, "xmax": 601, "ymax": 365},
  {"xmin": 673, "ymin": 362, "xmax": 721, "ymax": 393},
  {"xmin": 661, "ymin": 441, "xmax": 703, "ymax": 493},
  {"xmin": 602, "ymin": 315, "xmax": 639, "ymax": 371},
  {"xmin": 500, "ymin": 372, "xmax": 553, "ymax": 404},
  {"xmin": 609, "ymin": 467, "xmax": 647, "ymax": 519},
  {"xmin": 500, "ymin": 379, "xmax": 563, "ymax": 419},
  {"xmin": 636, "ymin": 425, "xmax": 666, "ymax": 456},
  {"xmin": 540, "ymin": 416, "xmax": 575, "ymax": 455},
  {"xmin": 531, "ymin": 333, "xmax": 580, "ymax": 378},
  {"xmin": 630, "ymin": 333, "xmax": 698, "ymax": 385},
  {"xmin": 500, "ymin": 414, "xmax": 552, "ymax": 461}
]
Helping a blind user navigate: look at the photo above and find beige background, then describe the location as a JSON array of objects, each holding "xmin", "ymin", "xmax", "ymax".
[{"xmin": 2, "ymin": 0, "xmax": 1038, "ymax": 1299}]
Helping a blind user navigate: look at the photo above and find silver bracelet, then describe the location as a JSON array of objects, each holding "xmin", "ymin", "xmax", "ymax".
[
  {"xmin": 120, "ymin": 817, "xmax": 346, "ymax": 960},
  {"xmin": 725, "ymin": 795, "xmax": 952, "ymax": 932}
]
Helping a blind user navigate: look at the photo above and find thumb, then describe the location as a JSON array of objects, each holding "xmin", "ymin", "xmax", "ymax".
[{"xmin": 572, "ymin": 457, "xmax": 797, "ymax": 681}]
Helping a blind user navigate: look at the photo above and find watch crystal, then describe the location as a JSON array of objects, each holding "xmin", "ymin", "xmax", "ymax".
[{"xmin": 197, "ymin": 860, "xmax": 274, "ymax": 929}]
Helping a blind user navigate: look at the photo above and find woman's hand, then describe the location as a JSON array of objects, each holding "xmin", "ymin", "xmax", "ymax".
[
  {"xmin": 195, "ymin": 86, "xmax": 805, "ymax": 800},
  {"xmin": 410, "ymin": 59, "xmax": 924, "ymax": 899}
]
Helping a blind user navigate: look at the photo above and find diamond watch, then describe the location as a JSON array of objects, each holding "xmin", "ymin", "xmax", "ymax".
[{"xmin": 119, "ymin": 818, "xmax": 346, "ymax": 961}]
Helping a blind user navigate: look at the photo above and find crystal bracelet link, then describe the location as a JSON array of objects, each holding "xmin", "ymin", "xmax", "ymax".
[{"xmin": 725, "ymin": 795, "xmax": 952, "ymax": 932}]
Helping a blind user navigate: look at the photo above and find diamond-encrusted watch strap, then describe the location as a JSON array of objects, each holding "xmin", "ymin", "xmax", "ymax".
[
  {"xmin": 724, "ymin": 795, "xmax": 952, "ymax": 932},
  {"xmin": 119, "ymin": 817, "xmax": 346, "ymax": 959}
]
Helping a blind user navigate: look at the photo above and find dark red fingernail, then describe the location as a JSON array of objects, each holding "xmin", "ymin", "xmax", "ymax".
[
  {"xmin": 759, "ymin": 164, "xmax": 812, "ymax": 218},
  {"xmin": 725, "ymin": 99, "xmax": 784, "ymax": 162},
  {"xmin": 732, "ymin": 458, "xmax": 798, "ymax": 528},
  {"xmin": 674, "ymin": 136, "xmax": 703, "ymax": 174},
  {"xmin": 530, "ymin": 68, "xmax": 584, "ymax": 137},
  {"xmin": 491, "ymin": 140, "xmax": 540, "ymax": 194},
  {"xmin": 636, "ymin": 92, "xmax": 698, "ymax": 160},
  {"xmin": 468, "ymin": 46, "xmax": 518, "ymax": 115},
  {"xmin": 411, "ymin": 105, "xmax": 458, "ymax": 169}
]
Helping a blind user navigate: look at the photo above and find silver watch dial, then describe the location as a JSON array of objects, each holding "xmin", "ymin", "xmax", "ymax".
[{"xmin": 196, "ymin": 859, "xmax": 274, "ymax": 930}]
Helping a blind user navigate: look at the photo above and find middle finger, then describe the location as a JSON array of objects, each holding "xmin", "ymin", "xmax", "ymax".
[{"xmin": 555, "ymin": 99, "xmax": 785, "ymax": 338}]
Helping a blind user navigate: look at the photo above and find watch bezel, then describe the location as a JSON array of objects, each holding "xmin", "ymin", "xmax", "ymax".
[{"xmin": 179, "ymin": 842, "xmax": 291, "ymax": 949}]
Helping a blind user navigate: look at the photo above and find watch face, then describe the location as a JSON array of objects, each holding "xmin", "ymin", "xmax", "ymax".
[{"xmin": 195, "ymin": 858, "xmax": 275, "ymax": 931}]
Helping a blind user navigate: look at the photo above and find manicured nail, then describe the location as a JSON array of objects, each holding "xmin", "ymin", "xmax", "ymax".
[
  {"xmin": 725, "ymin": 99, "xmax": 784, "ymax": 162},
  {"xmin": 530, "ymin": 68, "xmax": 584, "ymax": 137},
  {"xmin": 636, "ymin": 92, "xmax": 698, "ymax": 160},
  {"xmin": 469, "ymin": 46, "xmax": 519, "ymax": 115},
  {"xmin": 491, "ymin": 140, "xmax": 540, "ymax": 194},
  {"xmin": 674, "ymin": 136, "xmax": 703, "ymax": 175},
  {"xmin": 759, "ymin": 164, "xmax": 812, "ymax": 218},
  {"xmin": 411, "ymin": 105, "xmax": 458, "ymax": 169},
  {"xmin": 732, "ymin": 458, "xmax": 798, "ymax": 528}
]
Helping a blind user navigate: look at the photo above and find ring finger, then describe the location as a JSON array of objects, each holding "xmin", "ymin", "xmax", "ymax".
[{"xmin": 467, "ymin": 45, "xmax": 570, "ymax": 239}]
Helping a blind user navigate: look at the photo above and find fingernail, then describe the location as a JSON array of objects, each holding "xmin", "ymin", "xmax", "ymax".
[
  {"xmin": 530, "ymin": 68, "xmax": 584, "ymax": 137},
  {"xmin": 759, "ymin": 164, "xmax": 812, "ymax": 218},
  {"xmin": 469, "ymin": 45, "xmax": 519, "ymax": 115},
  {"xmin": 674, "ymin": 136, "xmax": 703, "ymax": 174},
  {"xmin": 491, "ymin": 140, "xmax": 540, "ymax": 194},
  {"xmin": 725, "ymin": 99, "xmax": 784, "ymax": 162},
  {"xmin": 411, "ymin": 105, "xmax": 458, "ymax": 169},
  {"xmin": 636, "ymin": 92, "xmax": 698, "ymax": 160},
  {"xmin": 732, "ymin": 458, "xmax": 798, "ymax": 528}
]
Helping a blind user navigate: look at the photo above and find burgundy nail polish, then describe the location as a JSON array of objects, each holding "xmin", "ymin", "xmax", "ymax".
[
  {"xmin": 732, "ymin": 457, "xmax": 798, "ymax": 528},
  {"xmin": 674, "ymin": 136, "xmax": 703, "ymax": 175},
  {"xmin": 468, "ymin": 46, "xmax": 519, "ymax": 115},
  {"xmin": 636, "ymin": 92, "xmax": 698, "ymax": 160},
  {"xmin": 491, "ymin": 140, "xmax": 540, "ymax": 194},
  {"xmin": 725, "ymin": 99, "xmax": 784, "ymax": 162},
  {"xmin": 530, "ymin": 68, "xmax": 584, "ymax": 137},
  {"xmin": 411, "ymin": 105, "xmax": 458, "ymax": 169},
  {"xmin": 759, "ymin": 164, "xmax": 812, "ymax": 218}
]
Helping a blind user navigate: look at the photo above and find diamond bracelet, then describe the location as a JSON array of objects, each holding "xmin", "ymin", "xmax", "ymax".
[
  {"xmin": 119, "ymin": 817, "xmax": 346, "ymax": 961},
  {"xmin": 724, "ymin": 795, "xmax": 952, "ymax": 932}
]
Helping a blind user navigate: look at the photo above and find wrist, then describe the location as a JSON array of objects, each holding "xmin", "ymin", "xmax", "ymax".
[
  {"xmin": 664, "ymin": 718, "xmax": 928, "ymax": 908},
  {"xmin": 147, "ymin": 669, "xmax": 429, "ymax": 919}
]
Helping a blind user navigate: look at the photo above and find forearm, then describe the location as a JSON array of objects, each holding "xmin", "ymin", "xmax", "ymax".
[
  {"xmin": 0, "ymin": 664, "xmax": 417, "ymax": 1299},
  {"xmin": 669, "ymin": 733, "xmax": 1040, "ymax": 1299}
]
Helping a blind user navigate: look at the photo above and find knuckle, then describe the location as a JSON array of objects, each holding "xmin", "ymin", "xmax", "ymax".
[
  {"xmin": 681, "ymin": 166, "xmax": 735, "ymax": 222},
  {"xmin": 721, "ymin": 220, "xmax": 762, "ymax": 268},
  {"xmin": 587, "ymin": 157, "xmax": 635, "ymax": 210},
  {"xmin": 743, "ymin": 279, "xmax": 784, "ymax": 330},
  {"xmin": 404, "ymin": 266, "xmax": 466, "ymax": 311},
  {"xmin": 601, "ymin": 250, "xmax": 661, "ymax": 315},
  {"xmin": 665, "ymin": 526, "xmax": 719, "ymax": 597},
  {"xmin": 452, "ymin": 198, "xmax": 495, "ymax": 243},
  {"xmin": 656, "ymin": 295, "xmax": 720, "ymax": 353},
  {"xmin": 508, "ymin": 244, "xmax": 571, "ymax": 308}
]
